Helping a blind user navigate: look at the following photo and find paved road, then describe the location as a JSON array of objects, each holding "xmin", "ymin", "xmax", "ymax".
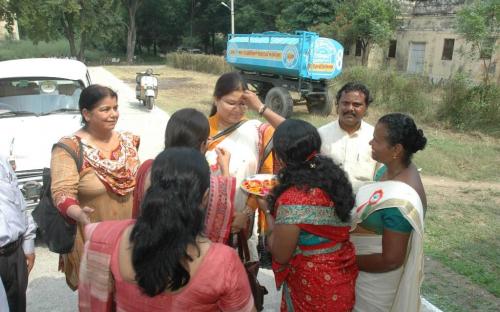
[{"xmin": 26, "ymin": 67, "xmax": 439, "ymax": 312}]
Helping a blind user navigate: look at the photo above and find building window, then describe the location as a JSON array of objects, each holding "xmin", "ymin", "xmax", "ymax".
[
  {"xmin": 441, "ymin": 39, "xmax": 454, "ymax": 60},
  {"xmin": 355, "ymin": 40, "xmax": 362, "ymax": 56},
  {"xmin": 388, "ymin": 40, "xmax": 397, "ymax": 58}
]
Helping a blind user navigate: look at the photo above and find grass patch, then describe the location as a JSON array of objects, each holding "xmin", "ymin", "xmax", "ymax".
[
  {"xmin": 165, "ymin": 53, "xmax": 233, "ymax": 75},
  {"xmin": 424, "ymin": 187, "xmax": 500, "ymax": 296},
  {"xmin": 413, "ymin": 129, "xmax": 500, "ymax": 183}
]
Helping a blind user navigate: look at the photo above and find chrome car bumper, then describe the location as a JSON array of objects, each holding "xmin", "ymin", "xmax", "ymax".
[{"xmin": 16, "ymin": 169, "xmax": 44, "ymax": 210}]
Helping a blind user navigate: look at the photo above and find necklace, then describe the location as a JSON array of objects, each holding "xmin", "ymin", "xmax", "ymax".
[{"xmin": 385, "ymin": 168, "xmax": 406, "ymax": 181}]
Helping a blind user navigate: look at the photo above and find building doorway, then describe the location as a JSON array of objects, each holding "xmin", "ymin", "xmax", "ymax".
[{"xmin": 407, "ymin": 42, "xmax": 426, "ymax": 74}]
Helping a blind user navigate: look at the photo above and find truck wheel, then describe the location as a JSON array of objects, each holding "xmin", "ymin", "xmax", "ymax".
[
  {"xmin": 306, "ymin": 88, "xmax": 334, "ymax": 116},
  {"xmin": 146, "ymin": 97, "xmax": 154, "ymax": 110},
  {"xmin": 265, "ymin": 87, "xmax": 293, "ymax": 118}
]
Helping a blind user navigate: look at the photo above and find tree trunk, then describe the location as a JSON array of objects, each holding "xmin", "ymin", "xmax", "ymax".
[
  {"xmin": 482, "ymin": 58, "xmax": 491, "ymax": 85},
  {"xmin": 126, "ymin": 1, "xmax": 143, "ymax": 64},
  {"xmin": 361, "ymin": 41, "xmax": 372, "ymax": 67},
  {"xmin": 61, "ymin": 13, "xmax": 77, "ymax": 57},
  {"xmin": 78, "ymin": 31, "xmax": 86, "ymax": 62}
]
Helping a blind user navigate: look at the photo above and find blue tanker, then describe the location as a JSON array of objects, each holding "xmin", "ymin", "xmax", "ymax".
[{"xmin": 226, "ymin": 31, "xmax": 344, "ymax": 117}]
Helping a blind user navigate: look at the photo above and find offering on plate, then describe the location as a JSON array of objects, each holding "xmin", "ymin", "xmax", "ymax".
[{"xmin": 241, "ymin": 174, "xmax": 278, "ymax": 196}]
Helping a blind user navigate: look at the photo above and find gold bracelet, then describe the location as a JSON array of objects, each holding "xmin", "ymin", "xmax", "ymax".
[{"xmin": 242, "ymin": 207, "xmax": 254, "ymax": 218}]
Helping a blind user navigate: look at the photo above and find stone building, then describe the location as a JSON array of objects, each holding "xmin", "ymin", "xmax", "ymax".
[
  {"xmin": 343, "ymin": 0, "xmax": 499, "ymax": 84},
  {"xmin": 0, "ymin": 18, "xmax": 19, "ymax": 41}
]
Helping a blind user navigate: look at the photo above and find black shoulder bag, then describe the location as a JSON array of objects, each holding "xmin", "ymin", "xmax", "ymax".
[{"xmin": 32, "ymin": 141, "xmax": 83, "ymax": 254}]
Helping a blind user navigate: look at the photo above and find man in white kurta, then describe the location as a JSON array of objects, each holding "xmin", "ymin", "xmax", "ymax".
[{"xmin": 318, "ymin": 82, "xmax": 378, "ymax": 192}]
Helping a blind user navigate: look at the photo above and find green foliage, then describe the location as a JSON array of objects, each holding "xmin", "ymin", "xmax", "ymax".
[
  {"xmin": 337, "ymin": 66, "xmax": 436, "ymax": 121},
  {"xmin": 165, "ymin": 52, "xmax": 233, "ymax": 75},
  {"xmin": 0, "ymin": 39, "xmax": 111, "ymax": 62},
  {"xmin": 276, "ymin": 0, "xmax": 338, "ymax": 32},
  {"xmin": 137, "ymin": 0, "xmax": 189, "ymax": 53},
  {"xmin": 12, "ymin": 0, "xmax": 123, "ymax": 59},
  {"xmin": 455, "ymin": 0, "xmax": 499, "ymax": 84},
  {"xmin": 317, "ymin": 0, "xmax": 400, "ymax": 65},
  {"xmin": 236, "ymin": 0, "xmax": 284, "ymax": 34},
  {"xmin": 439, "ymin": 73, "xmax": 500, "ymax": 136}
]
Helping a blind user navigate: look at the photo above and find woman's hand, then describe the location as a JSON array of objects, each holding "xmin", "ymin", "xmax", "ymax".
[
  {"xmin": 215, "ymin": 147, "xmax": 231, "ymax": 177},
  {"xmin": 242, "ymin": 90, "xmax": 264, "ymax": 112},
  {"xmin": 242, "ymin": 90, "xmax": 285, "ymax": 128},
  {"xmin": 67, "ymin": 205, "xmax": 94, "ymax": 225},
  {"xmin": 231, "ymin": 211, "xmax": 249, "ymax": 233}
]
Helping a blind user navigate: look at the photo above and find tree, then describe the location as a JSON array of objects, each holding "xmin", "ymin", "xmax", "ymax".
[
  {"xmin": 455, "ymin": 0, "xmax": 499, "ymax": 85},
  {"xmin": 235, "ymin": 0, "xmax": 286, "ymax": 34},
  {"xmin": 123, "ymin": 0, "xmax": 144, "ymax": 63},
  {"xmin": 318, "ymin": 0, "xmax": 400, "ymax": 66},
  {"xmin": 12, "ymin": 0, "xmax": 122, "ymax": 60},
  {"xmin": 136, "ymin": 0, "xmax": 188, "ymax": 54},
  {"xmin": 276, "ymin": 0, "xmax": 339, "ymax": 33}
]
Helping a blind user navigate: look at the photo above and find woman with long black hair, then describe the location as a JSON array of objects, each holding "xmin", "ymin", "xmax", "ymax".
[
  {"xmin": 259, "ymin": 119, "xmax": 358, "ymax": 311},
  {"xmin": 79, "ymin": 148, "xmax": 255, "ymax": 311}
]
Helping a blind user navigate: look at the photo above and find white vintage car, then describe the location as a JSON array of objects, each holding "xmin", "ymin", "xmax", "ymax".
[{"xmin": 0, "ymin": 58, "xmax": 92, "ymax": 208}]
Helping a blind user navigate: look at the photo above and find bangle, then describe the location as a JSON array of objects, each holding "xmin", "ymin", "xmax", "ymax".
[
  {"xmin": 258, "ymin": 105, "xmax": 267, "ymax": 116},
  {"xmin": 242, "ymin": 207, "xmax": 254, "ymax": 218}
]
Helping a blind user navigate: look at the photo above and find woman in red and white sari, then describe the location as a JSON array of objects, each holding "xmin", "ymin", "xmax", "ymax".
[{"xmin": 351, "ymin": 113, "xmax": 427, "ymax": 312}]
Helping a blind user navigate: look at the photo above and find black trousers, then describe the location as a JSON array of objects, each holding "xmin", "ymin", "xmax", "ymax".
[{"xmin": 0, "ymin": 242, "xmax": 28, "ymax": 312}]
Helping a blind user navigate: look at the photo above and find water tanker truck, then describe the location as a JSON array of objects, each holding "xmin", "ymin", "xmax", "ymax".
[{"xmin": 226, "ymin": 31, "xmax": 344, "ymax": 117}]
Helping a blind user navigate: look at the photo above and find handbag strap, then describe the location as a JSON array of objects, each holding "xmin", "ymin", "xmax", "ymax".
[
  {"xmin": 52, "ymin": 139, "xmax": 83, "ymax": 172},
  {"xmin": 237, "ymin": 231, "xmax": 251, "ymax": 263},
  {"xmin": 210, "ymin": 120, "xmax": 247, "ymax": 141}
]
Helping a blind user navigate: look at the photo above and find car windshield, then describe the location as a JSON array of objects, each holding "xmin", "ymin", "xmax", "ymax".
[{"xmin": 0, "ymin": 78, "xmax": 83, "ymax": 116}]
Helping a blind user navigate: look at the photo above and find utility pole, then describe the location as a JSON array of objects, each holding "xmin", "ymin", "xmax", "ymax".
[
  {"xmin": 220, "ymin": 0, "xmax": 234, "ymax": 34},
  {"xmin": 230, "ymin": 0, "xmax": 234, "ymax": 35}
]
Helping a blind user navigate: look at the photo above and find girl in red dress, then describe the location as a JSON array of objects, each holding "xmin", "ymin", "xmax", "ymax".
[{"xmin": 259, "ymin": 119, "xmax": 358, "ymax": 311}]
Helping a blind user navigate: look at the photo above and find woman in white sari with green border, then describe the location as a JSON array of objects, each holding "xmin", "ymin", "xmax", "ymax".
[{"xmin": 350, "ymin": 113, "xmax": 427, "ymax": 312}]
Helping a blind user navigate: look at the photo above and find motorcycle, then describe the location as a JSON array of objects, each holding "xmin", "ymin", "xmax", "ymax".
[{"xmin": 135, "ymin": 68, "xmax": 159, "ymax": 110}]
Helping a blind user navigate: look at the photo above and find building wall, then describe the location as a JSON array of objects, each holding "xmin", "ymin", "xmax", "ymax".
[
  {"xmin": 394, "ymin": 15, "xmax": 499, "ymax": 84},
  {"xmin": 342, "ymin": 0, "xmax": 499, "ymax": 85},
  {"xmin": 0, "ymin": 19, "xmax": 20, "ymax": 41}
]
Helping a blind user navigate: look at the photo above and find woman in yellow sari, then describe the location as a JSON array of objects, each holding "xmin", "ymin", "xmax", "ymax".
[
  {"xmin": 207, "ymin": 72, "xmax": 284, "ymax": 260},
  {"xmin": 351, "ymin": 113, "xmax": 427, "ymax": 312}
]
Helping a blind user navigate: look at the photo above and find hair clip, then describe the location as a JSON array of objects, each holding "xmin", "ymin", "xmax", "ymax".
[{"xmin": 305, "ymin": 150, "xmax": 318, "ymax": 162}]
